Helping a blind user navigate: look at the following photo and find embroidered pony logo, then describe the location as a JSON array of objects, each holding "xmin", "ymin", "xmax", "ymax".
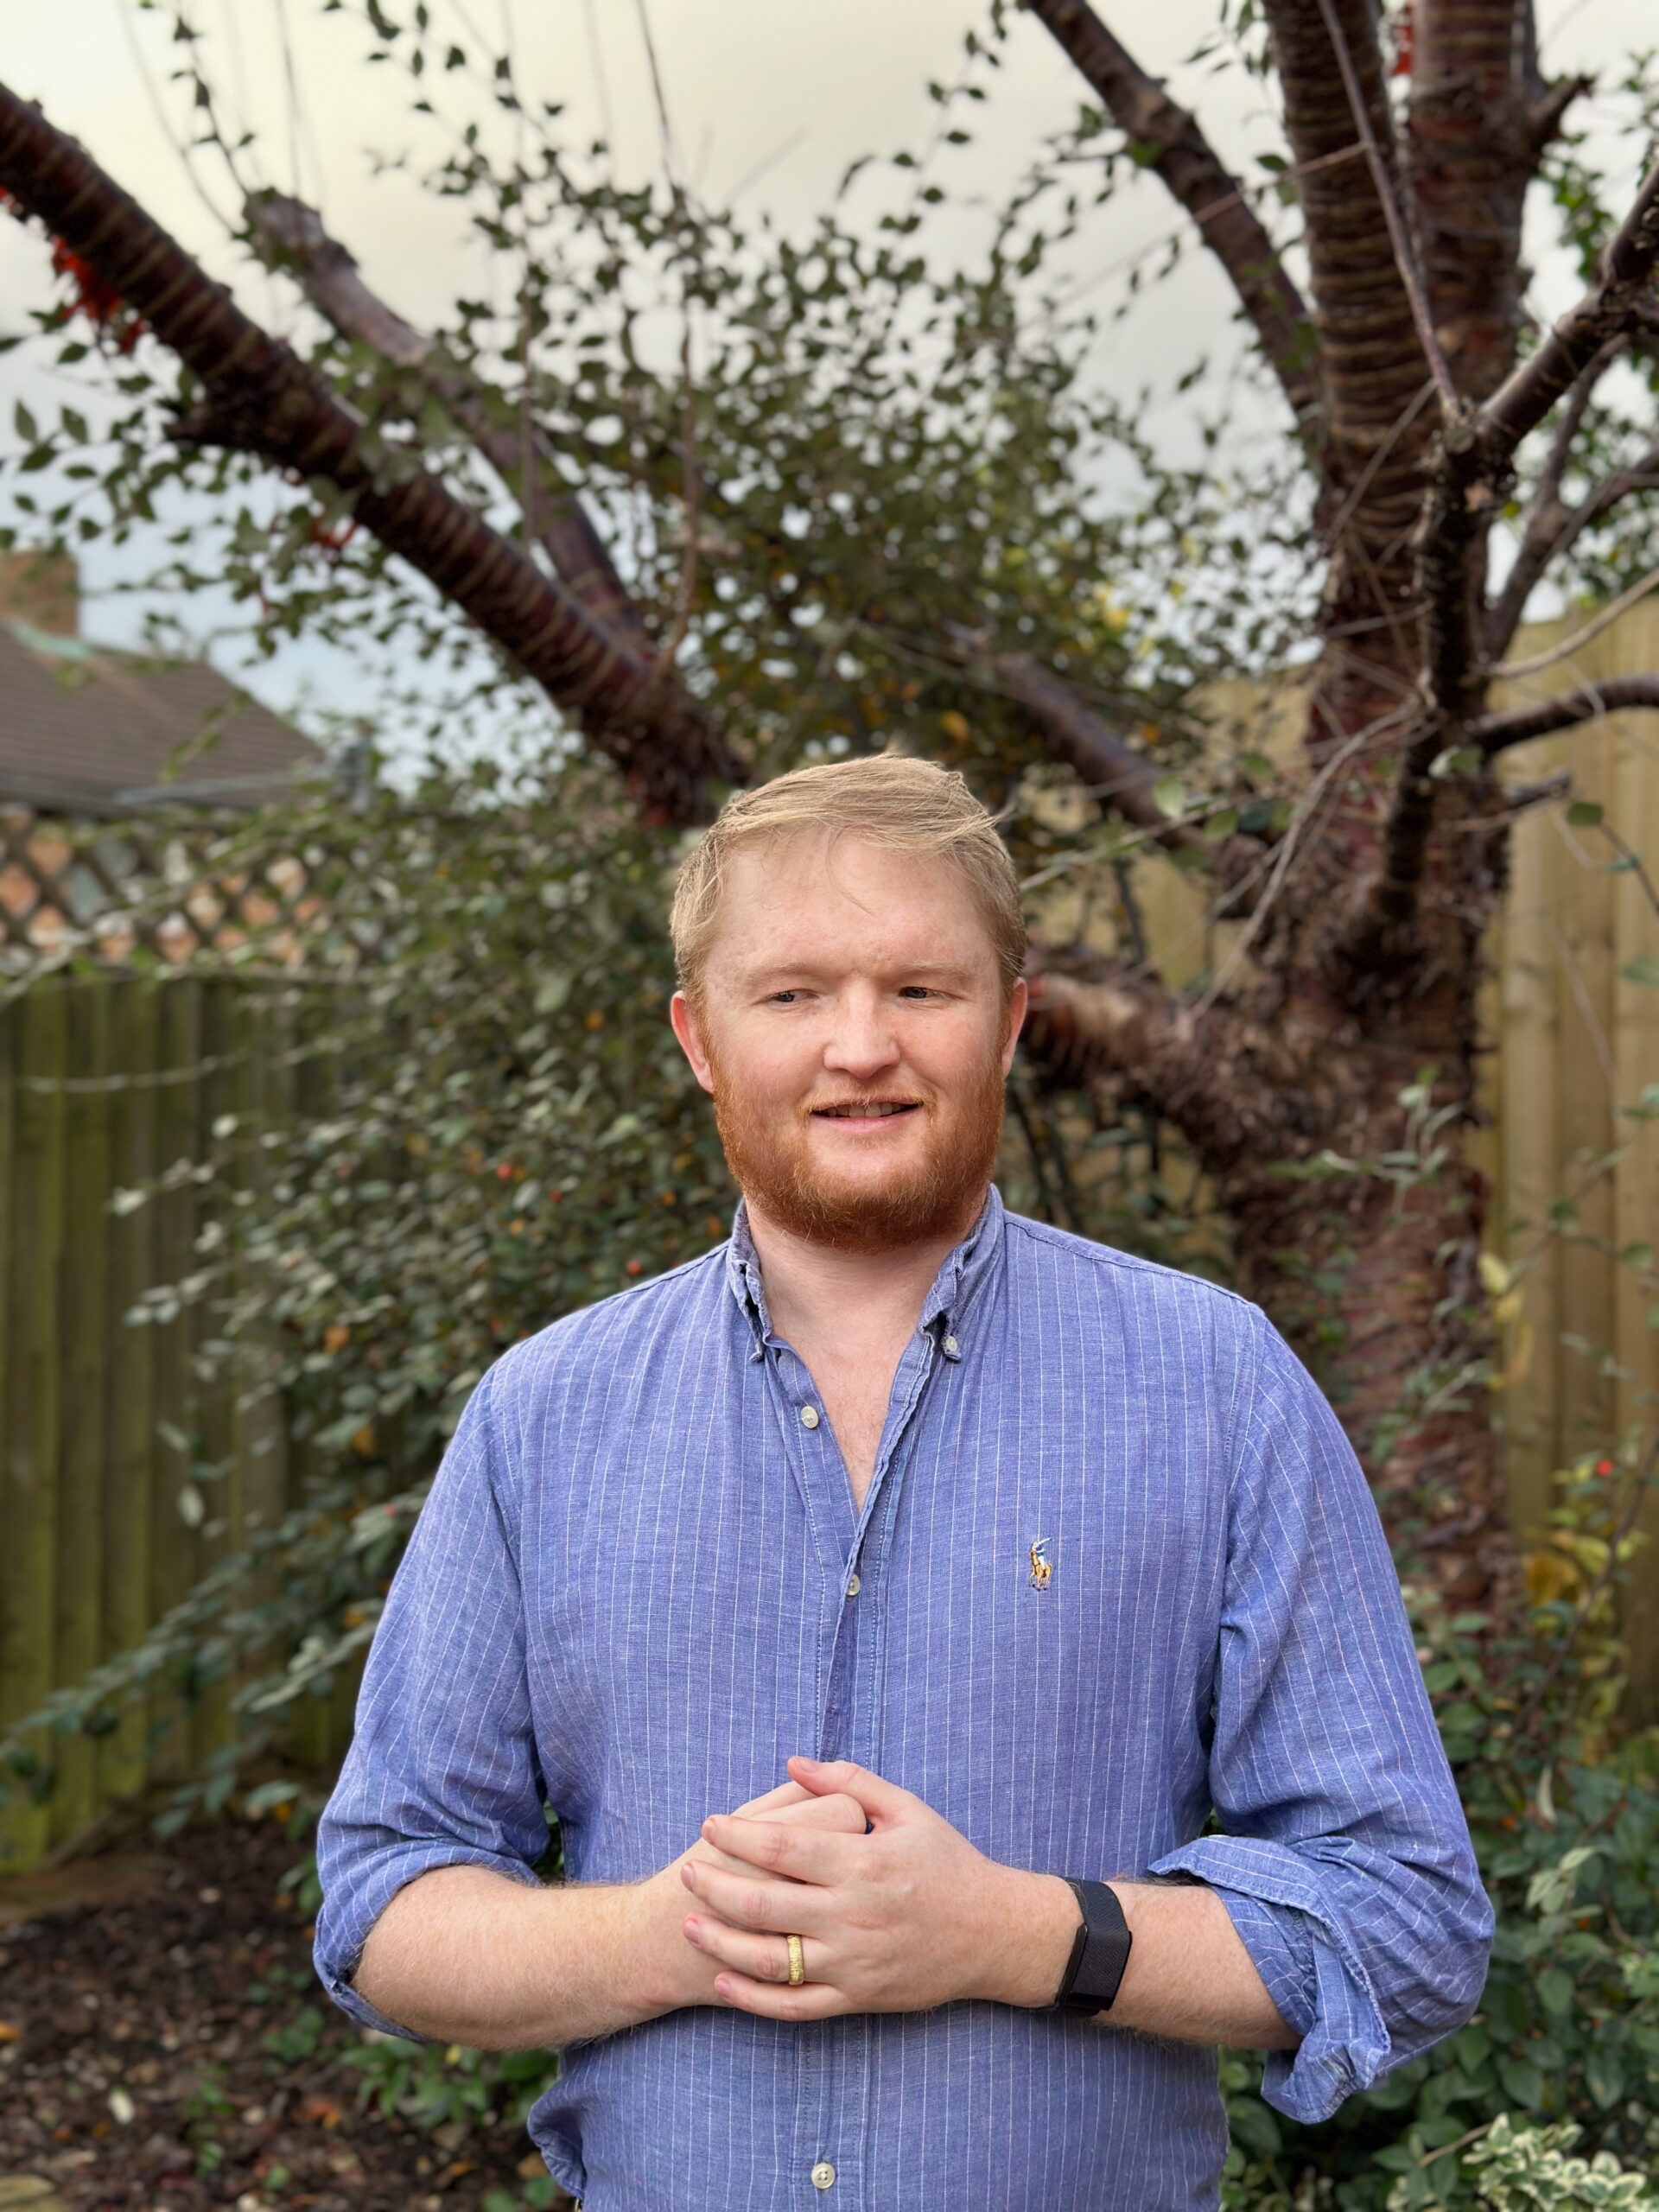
[{"xmin": 1028, "ymin": 1537, "xmax": 1052, "ymax": 1592}]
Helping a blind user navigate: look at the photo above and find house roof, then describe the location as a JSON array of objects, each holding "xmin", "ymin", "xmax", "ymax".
[{"xmin": 0, "ymin": 618, "xmax": 321, "ymax": 814}]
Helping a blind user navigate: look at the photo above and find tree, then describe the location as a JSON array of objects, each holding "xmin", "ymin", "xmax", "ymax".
[{"xmin": 3, "ymin": 0, "xmax": 1659, "ymax": 1610}]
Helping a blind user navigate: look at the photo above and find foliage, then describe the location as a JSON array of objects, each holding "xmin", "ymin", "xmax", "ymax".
[{"xmin": 1217, "ymin": 1446, "xmax": 1659, "ymax": 2210}]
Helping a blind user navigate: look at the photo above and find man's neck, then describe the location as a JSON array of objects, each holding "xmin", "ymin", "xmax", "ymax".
[{"xmin": 741, "ymin": 1194, "xmax": 982, "ymax": 1366}]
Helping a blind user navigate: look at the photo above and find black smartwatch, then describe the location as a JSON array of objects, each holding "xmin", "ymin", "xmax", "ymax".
[{"xmin": 1053, "ymin": 1878, "xmax": 1134, "ymax": 2015}]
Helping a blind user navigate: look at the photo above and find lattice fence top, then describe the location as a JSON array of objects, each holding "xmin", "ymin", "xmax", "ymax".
[{"xmin": 0, "ymin": 803, "xmax": 385, "ymax": 975}]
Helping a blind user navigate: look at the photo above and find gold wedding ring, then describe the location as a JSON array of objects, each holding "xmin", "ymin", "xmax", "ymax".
[{"xmin": 785, "ymin": 1933, "xmax": 806, "ymax": 1987}]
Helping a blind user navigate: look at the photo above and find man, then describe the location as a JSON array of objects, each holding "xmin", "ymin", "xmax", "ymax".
[{"xmin": 315, "ymin": 755, "xmax": 1491, "ymax": 2212}]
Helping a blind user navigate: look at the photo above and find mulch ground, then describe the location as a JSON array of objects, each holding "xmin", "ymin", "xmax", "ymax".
[{"xmin": 0, "ymin": 1820, "xmax": 570, "ymax": 2212}]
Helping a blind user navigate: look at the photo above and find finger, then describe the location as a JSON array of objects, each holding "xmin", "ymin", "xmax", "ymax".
[
  {"xmin": 680, "ymin": 1857, "xmax": 833, "ymax": 1934},
  {"xmin": 731, "ymin": 1779, "xmax": 813, "ymax": 1819},
  {"xmin": 713, "ymin": 1971, "xmax": 849, "ymax": 2023},
  {"xmin": 772, "ymin": 1790, "xmax": 867, "ymax": 1836},
  {"xmin": 683, "ymin": 1915, "xmax": 828, "ymax": 1986},
  {"xmin": 698, "ymin": 1814, "xmax": 854, "ymax": 1885},
  {"xmin": 786, "ymin": 1757, "xmax": 918, "ymax": 1827}
]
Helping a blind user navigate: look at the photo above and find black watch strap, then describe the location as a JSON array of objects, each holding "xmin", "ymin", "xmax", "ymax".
[{"xmin": 1054, "ymin": 1878, "xmax": 1134, "ymax": 2015}]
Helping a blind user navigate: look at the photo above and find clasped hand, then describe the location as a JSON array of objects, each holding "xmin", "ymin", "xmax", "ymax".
[{"xmin": 679, "ymin": 1754, "xmax": 1069, "ymax": 2020}]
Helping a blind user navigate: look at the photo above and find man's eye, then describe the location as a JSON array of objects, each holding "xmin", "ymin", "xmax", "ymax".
[
  {"xmin": 769, "ymin": 989, "xmax": 800, "ymax": 1005},
  {"xmin": 898, "ymin": 986, "xmax": 936, "ymax": 1001}
]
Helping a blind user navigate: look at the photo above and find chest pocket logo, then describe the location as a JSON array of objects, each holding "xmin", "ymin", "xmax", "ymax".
[{"xmin": 1028, "ymin": 1536, "xmax": 1052, "ymax": 1592}]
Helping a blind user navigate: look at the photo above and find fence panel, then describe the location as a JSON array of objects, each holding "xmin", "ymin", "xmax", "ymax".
[{"xmin": 0, "ymin": 973, "xmax": 324, "ymax": 1868}]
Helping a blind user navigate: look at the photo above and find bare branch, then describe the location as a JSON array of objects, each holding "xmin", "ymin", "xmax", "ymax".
[
  {"xmin": 1483, "ymin": 335, "xmax": 1626, "ymax": 658},
  {"xmin": 1490, "ymin": 557, "xmax": 1659, "ymax": 682},
  {"xmin": 247, "ymin": 193, "xmax": 649, "ymax": 646},
  {"xmin": 1476, "ymin": 156, "xmax": 1659, "ymax": 469},
  {"xmin": 1469, "ymin": 673, "xmax": 1659, "ymax": 753},
  {"xmin": 1020, "ymin": 0, "xmax": 1319, "ymax": 429},
  {"xmin": 0, "ymin": 85, "xmax": 738, "ymax": 822},
  {"xmin": 1021, "ymin": 963, "xmax": 1305, "ymax": 1174},
  {"xmin": 972, "ymin": 648, "xmax": 1204, "ymax": 849}
]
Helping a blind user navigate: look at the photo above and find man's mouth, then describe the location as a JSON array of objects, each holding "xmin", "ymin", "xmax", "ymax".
[{"xmin": 810, "ymin": 1100, "xmax": 921, "ymax": 1121}]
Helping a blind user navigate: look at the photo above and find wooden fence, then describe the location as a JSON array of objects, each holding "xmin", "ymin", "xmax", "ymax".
[
  {"xmin": 3, "ymin": 607, "xmax": 1658, "ymax": 1868},
  {"xmin": 0, "ymin": 973, "xmax": 338, "ymax": 1870}
]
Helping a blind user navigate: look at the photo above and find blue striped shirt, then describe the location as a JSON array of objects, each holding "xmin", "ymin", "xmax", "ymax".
[{"xmin": 315, "ymin": 1189, "xmax": 1490, "ymax": 2211}]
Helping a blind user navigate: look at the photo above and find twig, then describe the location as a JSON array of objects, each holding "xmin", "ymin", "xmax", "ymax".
[
  {"xmin": 1195, "ymin": 708, "xmax": 1405, "ymax": 1014},
  {"xmin": 1489, "ymin": 558, "xmax": 1659, "ymax": 681}
]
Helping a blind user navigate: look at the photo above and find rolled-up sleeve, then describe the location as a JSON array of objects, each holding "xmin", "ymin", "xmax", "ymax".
[
  {"xmin": 1151, "ymin": 1314, "xmax": 1492, "ymax": 2123},
  {"xmin": 313, "ymin": 1366, "xmax": 546, "ymax": 2039}
]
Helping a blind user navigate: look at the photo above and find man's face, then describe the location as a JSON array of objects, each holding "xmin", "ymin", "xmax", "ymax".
[{"xmin": 670, "ymin": 832, "xmax": 1027, "ymax": 1253}]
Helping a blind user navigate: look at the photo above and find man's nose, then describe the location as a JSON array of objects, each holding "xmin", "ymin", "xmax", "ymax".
[{"xmin": 823, "ymin": 990, "xmax": 901, "ymax": 1079}]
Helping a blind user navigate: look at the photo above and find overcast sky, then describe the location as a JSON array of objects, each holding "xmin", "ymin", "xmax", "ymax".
[{"xmin": 2, "ymin": 0, "xmax": 1655, "ymax": 728}]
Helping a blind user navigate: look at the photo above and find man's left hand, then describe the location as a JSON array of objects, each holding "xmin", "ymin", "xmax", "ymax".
[{"xmin": 679, "ymin": 1755, "xmax": 1077, "ymax": 2020}]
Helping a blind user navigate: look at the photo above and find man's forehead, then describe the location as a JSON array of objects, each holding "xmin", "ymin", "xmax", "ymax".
[{"xmin": 709, "ymin": 834, "xmax": 995, "ymax": 970}]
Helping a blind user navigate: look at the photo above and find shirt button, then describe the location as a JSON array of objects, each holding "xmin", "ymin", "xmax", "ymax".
[
  {"xmin": 799, "ymin": 1405, "xmax": 820, "ymax": 1429},
  {"xmin": 810, "ymin": 2162, "xmax": 836, "ymax": 2191},
  {"xmin": 942, "ymin": 1334, "xmax": 961, "ymax": 1357},
  {"xmin": 845, "ymin": 1573, "xmax": 861, "ymax": 1598}
]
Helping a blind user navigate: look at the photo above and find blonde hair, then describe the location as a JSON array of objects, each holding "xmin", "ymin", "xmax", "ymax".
[{"xmin": 670, "ymin": 753, "xmax": 1026, "ymax": 1000}]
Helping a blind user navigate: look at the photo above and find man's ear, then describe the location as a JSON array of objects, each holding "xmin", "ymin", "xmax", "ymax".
[
  {"xmin": 670, "ymin": 990, "xmax": 718, "ymax": 1096},
  {"xmin": 1000, "ymin": 976, "xmax": 1029, "ymax": 1076}
]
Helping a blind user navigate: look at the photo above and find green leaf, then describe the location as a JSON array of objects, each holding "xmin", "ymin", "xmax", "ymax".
[
  {"xmin": 1151, "ymin": 774, "xmax": 1186, "ymax": 819},
  {"xmin": 1496, "ymin": 2055, "xmax": 1544, "ymax": 2108},
  {"xmin": 1586, "ymin": 2046, "xmax": 1624, "ymax": 2107},
  {"xmin": 13, "ymin": 399, "xmax": 37, "ymax": 442},
  {"xmin": 1226, "ymin": 2098, "xmax": 1281, "ymax": 2156},
  {"xmin": 1537, "ymin": 1965, "xmax": 1575, "ymax": 2016},
  {"xmin": 1566, "ymin": 799, "xmax": 1604, "ymax": 827},
  {"xmin": 1620, "ymin": 955, "xmax": 1659, "ymax": 989}
]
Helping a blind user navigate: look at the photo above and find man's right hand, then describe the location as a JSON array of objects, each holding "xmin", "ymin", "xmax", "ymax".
[
  {"xmin": 638, "ymin": 1779, "xmax": 868, "ymax": 2012},
  {"xmin": 353, "ymin": 1777, "xmax": 868, "ymax": 2050}
]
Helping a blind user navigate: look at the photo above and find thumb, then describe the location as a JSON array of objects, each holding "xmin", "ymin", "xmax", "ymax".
[{"xmin": 787, "ymin": 1756, "xmax": 916, "ymax": 1826}]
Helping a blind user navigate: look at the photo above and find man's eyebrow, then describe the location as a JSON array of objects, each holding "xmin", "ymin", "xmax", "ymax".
[{"xmin": 733, "ymin": 957, "xmax": 982, "ymax": 986}]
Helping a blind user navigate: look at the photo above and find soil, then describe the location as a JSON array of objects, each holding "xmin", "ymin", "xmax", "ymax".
[{"xmin": 0, "ymin": 1820, "xmax": 571, "ymax": 2212}]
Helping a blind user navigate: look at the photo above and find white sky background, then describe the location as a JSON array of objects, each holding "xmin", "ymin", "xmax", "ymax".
[{"xmin": 1, "ymin": 0, "xmax": 1655, "ymax": 741}]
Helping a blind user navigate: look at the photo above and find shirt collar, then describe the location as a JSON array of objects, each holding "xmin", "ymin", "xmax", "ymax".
[{"xmin": 723, "ymin": 1185, "xmax": 1007, "ymax": 1362}]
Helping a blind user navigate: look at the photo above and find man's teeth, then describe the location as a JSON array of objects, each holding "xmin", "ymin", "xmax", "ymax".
[{"xmin": 818, "ymin": 1103, "xmax": 912, "ymax": 1117}]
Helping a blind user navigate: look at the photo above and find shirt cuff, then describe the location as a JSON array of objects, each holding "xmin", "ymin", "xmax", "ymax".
[
  {"xmin": 1149, "ymin": 1837, "xmax": 1391, "ymax": 2124},
  {"xmin": 313, "ymin": 1843, "xmax": 544, "ymax": 2044}
]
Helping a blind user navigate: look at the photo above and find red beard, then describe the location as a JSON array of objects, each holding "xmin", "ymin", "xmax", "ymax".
[{"xmin": 709, "ymin": 1043, "xmax": 1007, "ymax": 1255}]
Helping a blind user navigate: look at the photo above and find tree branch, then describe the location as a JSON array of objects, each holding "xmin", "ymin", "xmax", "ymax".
[
  {"xmin": 1483, "ymin": 335, "xmax": 1626, "ymax": 658},
  {"xmin": 1344, "ymin": 152, "xmax": 1659, "ymax": 963},
  {"xmin": 970, "ymin": 646, "xmax": 1205, "ymax": 848},
  {"xmin": 1021, "ymin": 963, "xmax": 1307, "ymax": 1175},
  {"xmin": 1020, "ymin": 0, "xmax": 1319, "ymax": 429},
  {"xmin": 0, "ymin": 83, "xmax": 738, "ymax": 823},
  {"xmin": 1469, "ymin": 673, "xmax": 1659, "ymax": 753},
  {"xmin": 245, "ymin": 193, "xmax": 650, "ymax": 648},
  {"xmin": 1475, "ymin": 156, "xmax": 1659, "ymax": 470}
]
